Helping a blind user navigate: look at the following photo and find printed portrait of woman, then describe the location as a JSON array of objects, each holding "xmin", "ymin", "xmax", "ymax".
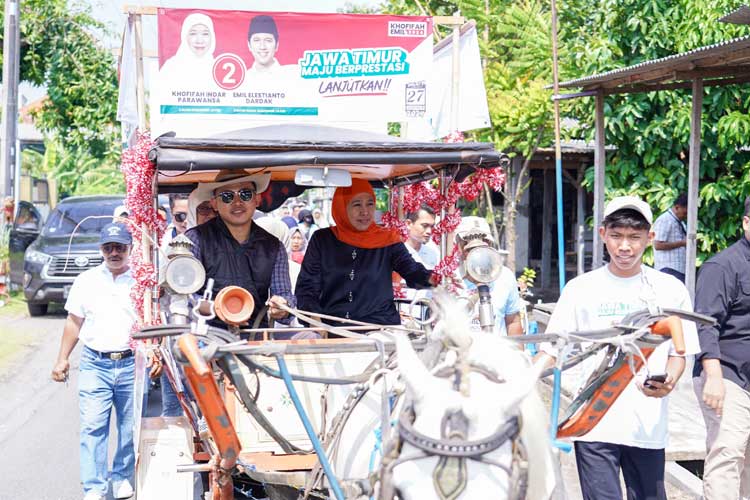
[{"xmin": 159, "ymin": 12, "xmax": 217, "ymax": 89}]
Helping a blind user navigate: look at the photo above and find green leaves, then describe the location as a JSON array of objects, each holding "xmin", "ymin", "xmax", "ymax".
[
  {"xmin": 3, "ymin": 0, "xmax": 121, "ymax": 195},
  {"xmin": 560, "ymin": 0, "xmax": 750, "ymax": 262}
]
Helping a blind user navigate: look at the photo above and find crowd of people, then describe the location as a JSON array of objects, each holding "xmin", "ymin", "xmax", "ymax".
[{"xmin": 48, "ymin": 174, "xmax": 750, "ymax": 500}]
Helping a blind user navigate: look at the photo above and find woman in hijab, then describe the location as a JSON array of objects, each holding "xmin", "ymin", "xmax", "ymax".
[
  {"xmin": 295, "ymin": 179, "xmax": 436, "ymax": 326},
  {"xmin": 159, "ymin": 13, "xmax": 216, "ymax": 89},
  {"xmin": 289, "ymin": 226, "xmax": 307, "ymax": 264}
]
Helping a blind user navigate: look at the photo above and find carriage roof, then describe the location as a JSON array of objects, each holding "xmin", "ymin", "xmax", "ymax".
[{"xmin": 150, "ymin": 124, "xmax": 505, "ymax": 195}]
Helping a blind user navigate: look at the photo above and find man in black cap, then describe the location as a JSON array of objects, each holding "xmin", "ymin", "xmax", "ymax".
[
  {"xmin": 51, "ymin": 223, "xmax": 160, "ymax": 500},
  {"xmin": 247, "ymin": 15, "xmax": 280, "ymax": 74}
]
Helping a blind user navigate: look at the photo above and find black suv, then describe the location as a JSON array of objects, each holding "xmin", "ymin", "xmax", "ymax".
[{"xmin": 9, "ymin": 195, "xmax": 125, "ymax": 316}]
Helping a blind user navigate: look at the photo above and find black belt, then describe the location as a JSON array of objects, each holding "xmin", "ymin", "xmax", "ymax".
[{"xmin": 86, "ymin": 346, "xmax": 133, "ymax": 360}]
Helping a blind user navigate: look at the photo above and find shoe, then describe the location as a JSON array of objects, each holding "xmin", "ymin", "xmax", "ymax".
[
  {"xmin": 112, "ymin": 479, "xmax": 134, "ymax": 499},
  {"xmin": 82, "ymin": 491, "xmax": 105, "ymax": 500}
]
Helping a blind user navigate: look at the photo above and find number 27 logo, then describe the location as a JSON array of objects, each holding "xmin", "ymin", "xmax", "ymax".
[{"xmin": 406, "ymin": 88, "xmax": 425, "ymax": 104}]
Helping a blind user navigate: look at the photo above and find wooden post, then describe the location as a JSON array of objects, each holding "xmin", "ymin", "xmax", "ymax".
[
  {"xmin": 133, "ymin": 13, "xmax": 146, "ymax": 131},
  {"xmin": 593, "ymin": 90, "xmax": 606, "ymax": 269},
  {"xmin": 577, "ymin": 164, "xmax": 586, "ymax": 276},
  {"xmin": 132, "ymin": 12, "xmax": 152, "ymax": 323},
  {"xmin": 541, "ymin": 168, "xmax": 554, "ymax": 288},
  {"xmin": 686, "ymin": 79, "xmax": 703, "ymax": 301},
  {"xmin": 450, "ymin": 12, "xmax": 461, "ymax": 131}
]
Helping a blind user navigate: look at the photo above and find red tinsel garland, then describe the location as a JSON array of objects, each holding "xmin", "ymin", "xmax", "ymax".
[
  {"xmin": 120, "ymin": 131, "xmax": 164, "ymax": 340},
  {"xmin": 381, "ymin": 156, "xmax": 506, "ymax": 279}
]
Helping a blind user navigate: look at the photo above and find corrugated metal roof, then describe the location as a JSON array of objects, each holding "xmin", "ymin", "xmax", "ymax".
[
  {"xmin": 557, "ymin": 34, "xmax": 750, "ymax": 90},
  {"xmin": 720, "ymin": 5, "xmax": 750, "ymax": 25}
]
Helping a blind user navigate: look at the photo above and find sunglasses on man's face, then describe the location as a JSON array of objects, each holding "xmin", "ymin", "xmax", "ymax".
[
  {"xmin": 215, "ymin": 188, "xmax": 256, "ymax": 204},
  {"xmin": 173, "ymin": 212, "xmax": 188, "ymax": 223},
  {"xmin": 102, "ymin": 243, "xmax": 128, "ymax": 254}
]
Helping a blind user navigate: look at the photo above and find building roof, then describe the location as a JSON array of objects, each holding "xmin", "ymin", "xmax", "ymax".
[
  {"xmin": 556, "ymin": 35, "xmax": 750, "ymax": 93},
  {"xmin": 720, "ymin": 5, "xmax": 750, "ymax": 25}
]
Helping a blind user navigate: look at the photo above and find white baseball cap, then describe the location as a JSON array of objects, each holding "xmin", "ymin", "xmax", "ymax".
[{"xmin": 603, "ymin": 196, "xmax": 653, "ymax": 225}]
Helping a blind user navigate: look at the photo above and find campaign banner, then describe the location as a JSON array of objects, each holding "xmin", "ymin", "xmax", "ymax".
[{"xmin": 153, "ymin": 9, "xmax": 433, "ymax": 138}]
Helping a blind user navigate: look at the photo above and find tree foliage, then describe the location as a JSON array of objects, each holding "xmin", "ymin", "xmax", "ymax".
[
  {"xmin": 381, "ymin": 0, "xmax": 750, "ymax": 263},
  {"xmin": 1, "ymin": 0, "xmax": 122, "ymax": 195},
  {"xmin": 561, "ymin": 0, "xmax": 750, "ymax": 261}
]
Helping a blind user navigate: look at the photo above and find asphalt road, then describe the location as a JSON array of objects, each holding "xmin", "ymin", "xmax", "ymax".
[
  {"xmin": 0, "ymin": 308, "xmax": 162, "ymax": 500},
  {"xmin": 0, "ymin": 309, "xmax": 82, "ymax": 500}
]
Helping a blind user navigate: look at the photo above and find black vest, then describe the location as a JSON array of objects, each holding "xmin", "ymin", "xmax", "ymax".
[{"xmin": 194, "ymin": 217, "xmax": 279, "ymax": 327}]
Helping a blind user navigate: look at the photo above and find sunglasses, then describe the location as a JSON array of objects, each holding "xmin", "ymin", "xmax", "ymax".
[
  {"xmin": 215, "ymin": 188, "xmax": 256, "ymax": 204},
  {"xmin": 102, "ymin": 243, "xmax": 128, "ymax": 254},
  {"xmin": 173, "ymin": 212, "xmax": 188, "ymax": 223}
]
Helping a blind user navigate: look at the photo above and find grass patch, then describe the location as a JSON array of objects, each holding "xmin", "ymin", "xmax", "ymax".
[
  {"xmin": 0, "ymin": 291, "xmax": 35, "ymax": 375},
  {"xmin": 0, "ymin": 290, "xmax": 27, "ymax": 318}
]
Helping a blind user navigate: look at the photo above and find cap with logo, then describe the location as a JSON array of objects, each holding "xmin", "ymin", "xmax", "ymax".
[
  {"xmin": 603, "ymin": 196, "xmax": 653, "ymax": 225},
  {"xmin": 100, "ymin": 223, "xmax": 133, "ymax": 245}
]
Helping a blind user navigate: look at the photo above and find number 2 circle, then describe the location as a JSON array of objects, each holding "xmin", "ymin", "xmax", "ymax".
[{"xmin": 212, "ymin": 53, "xmax": 246, "ymax": 90}]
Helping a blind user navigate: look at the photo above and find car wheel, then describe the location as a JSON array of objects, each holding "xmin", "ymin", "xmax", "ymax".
[{"xmin": 27, "ymin": 302, "xmax": 48, "ymax": 316}]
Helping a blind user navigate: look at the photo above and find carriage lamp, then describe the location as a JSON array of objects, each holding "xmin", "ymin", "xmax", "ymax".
[
  {"xmin": 165, "ymin": 254, "xmax": 205, "ymax": 295},
  {"xmin": 464, "ymin": 245, "xmax": 505, "ymax": 284},
  {"xmin": 164, "ymin": 235, "xmax": 205, "ymax": 295}
]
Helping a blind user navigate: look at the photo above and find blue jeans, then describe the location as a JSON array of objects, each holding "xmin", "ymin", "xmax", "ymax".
[
  {"xmin": 78, "ymin": 346, "xmax": 136, "ymax": 495},
  {"xmin": 160, "ymin": 369, "xmax": 182, "ymax": 417}
]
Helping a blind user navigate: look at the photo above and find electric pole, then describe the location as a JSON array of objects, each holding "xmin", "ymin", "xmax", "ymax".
[{"xmin": 1, "ymin": 0, "xmax": 20, "ymax": 200}]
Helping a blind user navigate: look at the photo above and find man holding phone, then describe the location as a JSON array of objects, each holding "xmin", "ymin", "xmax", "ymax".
[{"xmin": 538, "ymin": 196, "xmax": 699, "ymax": 500}]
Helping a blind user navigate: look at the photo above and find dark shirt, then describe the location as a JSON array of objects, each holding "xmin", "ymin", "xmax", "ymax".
[
  {"xmin": 295, "ymin": 228, "xmax": 432, "ymax": 325},
  {"xmin": 693, "ymin": 237, "xmax": 750, "ymax": 389}
]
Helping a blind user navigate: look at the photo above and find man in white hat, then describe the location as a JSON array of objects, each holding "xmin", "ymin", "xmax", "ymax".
[
  {"xmin": 185, "ymin": 173, "xmax": 294, "ymax": 328},
  {"xmin": 537, "ymin": 195, "xmax": 699, "ymax": 500},
  {"xmin": 455, "ymin": 215, "xmax": 523, "ymax": 336}
]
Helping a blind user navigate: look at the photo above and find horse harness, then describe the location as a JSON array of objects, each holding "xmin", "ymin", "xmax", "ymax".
[{"xmin": 390, "ymin": 360, "xmax": 529, "ymax": 500}]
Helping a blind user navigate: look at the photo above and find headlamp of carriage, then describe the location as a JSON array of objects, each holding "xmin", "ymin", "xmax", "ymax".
[
  {"xmin": 464, "ymin": 246, "xmax": 505, "ymax": 284},
  {"xmin": 165, "ymin": 254, "xmax": 206, "ymax": 295},
  {"xmin": 164, "ymin": 235, "xmax": 205, "ymax": 295}
]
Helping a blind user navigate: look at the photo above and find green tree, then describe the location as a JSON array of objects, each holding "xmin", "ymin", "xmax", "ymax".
[
  {"xmin": 2, "ymin": 0, "xmax": 122, "ymax": 195},
  {"xmin": 561, "ymin": 0, "xmax": 750, "ymax": 261},
  {"xmin": 382, "ymin": 0, "xmax": 557, "ymax": 270}
]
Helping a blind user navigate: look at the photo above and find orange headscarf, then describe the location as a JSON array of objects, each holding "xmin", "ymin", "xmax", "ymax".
[{"xmin": 330, "ymin": 179, "xmax": 402, "ymax": 249}]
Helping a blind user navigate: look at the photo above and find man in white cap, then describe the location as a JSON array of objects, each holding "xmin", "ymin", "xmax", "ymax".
[
  {"xmin": 185, "ymin": 173, "xmax": 294, "ymax": 329},
  {"xmin": 455, "ymin": 216, "xmax": 522, "ymax": 336},
  {"xmin": 537, "ymin": 196, "xmax": 699, "ymax": 500},
  {"xmin": 51, "ymin": 222, "xmax": 159, "ymax": 500}
]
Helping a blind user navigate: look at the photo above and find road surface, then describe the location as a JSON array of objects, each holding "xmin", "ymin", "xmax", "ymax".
[{"xmin": 0, "ymin": 307, "xmax": 164, "ymax": 500}]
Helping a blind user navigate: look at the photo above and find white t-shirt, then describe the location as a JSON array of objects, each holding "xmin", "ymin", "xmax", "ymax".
[
  {"xmin": 544, "ymin": 265, "xmax": 699, "ymax": 449},
  {"xmin": 65, "ymin": 264, "xmax": 137, "ymax": 352},
  {"xmin": 405, "ymin": 241, "xmax": 439, "ymax": 270}
]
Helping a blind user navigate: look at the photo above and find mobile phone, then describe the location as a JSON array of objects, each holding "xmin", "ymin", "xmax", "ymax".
[{"xmin": 644, "ymin": 373, "xmax": 667, "ymax": 388}]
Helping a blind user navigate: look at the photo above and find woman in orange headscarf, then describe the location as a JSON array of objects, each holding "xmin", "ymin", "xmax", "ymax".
[{"xmin": 295, "ymin": 179, "xmax": 436, "ymax": 326}]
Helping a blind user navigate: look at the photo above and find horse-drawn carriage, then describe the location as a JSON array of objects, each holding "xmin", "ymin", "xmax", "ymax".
[{"xmin": 125, "ymin": 124, "xmax": 710, "ymax": 500}]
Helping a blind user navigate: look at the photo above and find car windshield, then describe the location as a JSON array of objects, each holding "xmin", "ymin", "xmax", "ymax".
[{"xmin": 43, "ymin": 199, "xmax": 124, "ymax": 236}]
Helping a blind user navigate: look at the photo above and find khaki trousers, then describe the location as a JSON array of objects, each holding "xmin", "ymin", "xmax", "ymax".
[{"xmin": 695, "ymin": 375, "xmax": 750, "ymax": 500}]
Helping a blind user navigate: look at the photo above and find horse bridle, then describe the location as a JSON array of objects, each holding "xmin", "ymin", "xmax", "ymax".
[
  {"xmin": 380, "ymin": 355, "xmax": 529, "ymax": 500},
  {"xmin": 398, "ymin": 407, "xmax": 521, "ymax": 458}
]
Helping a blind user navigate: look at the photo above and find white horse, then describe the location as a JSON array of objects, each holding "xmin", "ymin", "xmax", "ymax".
[
  {"xmin": 325, "ymin": 294, "xmax": 561, "ymax": 499},
  {"xmin": 389, "ymin": 295, "xmax": 560, "ymax": 500}
]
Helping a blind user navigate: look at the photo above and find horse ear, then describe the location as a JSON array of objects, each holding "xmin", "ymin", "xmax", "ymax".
[{"xmin": 394, "ymin": 333, "xmax": 433, "ymax": 403}]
